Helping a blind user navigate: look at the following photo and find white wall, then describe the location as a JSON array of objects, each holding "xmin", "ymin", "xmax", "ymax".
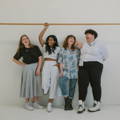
[{"xmin": 0, "ymin": 0, "xmax": 120, "ymax": 106}]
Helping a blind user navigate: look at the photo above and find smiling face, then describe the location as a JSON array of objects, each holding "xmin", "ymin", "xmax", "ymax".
[
  {"xmin": 48, "ymin": 37, "xmax": 56, "ymax": 47},
  {"xmin": 85, "ymin": 33, "xmax": 95, "ymax": 43}
]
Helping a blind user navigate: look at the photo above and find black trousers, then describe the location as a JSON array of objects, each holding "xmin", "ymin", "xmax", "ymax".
[{"xmin": 78, "ymin": 61, "xmax": 103, "ymax": 101}]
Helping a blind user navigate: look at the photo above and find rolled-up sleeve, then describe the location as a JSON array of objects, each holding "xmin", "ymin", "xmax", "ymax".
[
  {"xmin": 77, "ymin": 49, "xmax": 81, "ymax": 61},
  {"xmin": 58, "ymin": 48, "xmax": 63, "ymax": 64}
]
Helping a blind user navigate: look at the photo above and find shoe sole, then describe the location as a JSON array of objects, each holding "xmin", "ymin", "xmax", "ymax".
[
  {"xmin": 47, "ymin": 110, "xmax": 52, "ymax": 113},
  {"xmin": 88, "ymin": 109, "xmax": 100, "ymax": 112},
  {"xmin": 33, "ymin": 106, "xmax": 44, "ymax": 109},
  {"xmin": 24, "ymin": 106, "xmax": 34, "ymax": 111},
  {"xmin": 24, "ymin": 108, "xmax": 34, "ymax": 111},
  {"xmin": 47, "ymin": 109, "xmax": 52, "ymax": 113},
  {"xmin": 33, "ymin": 107, "xmax": 43, "ymax": 109},
  {"xmin": 64, "ymin": 108, "xmax": 73, "ymax": 111},
  {"xmin": 77, "ymin": 109, "xmax": 85, "ymax": 114}
]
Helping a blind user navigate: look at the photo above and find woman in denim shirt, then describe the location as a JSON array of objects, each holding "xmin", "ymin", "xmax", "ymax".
[{"xmin": 58, "ymin": 35, "xmax": 80, "ymax": 110}]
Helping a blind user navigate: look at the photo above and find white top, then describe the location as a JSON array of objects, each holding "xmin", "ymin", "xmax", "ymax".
[
  {"xmin": 41, "ymin": 45, "xmax": 61, "ymax": 59},
  {"xmin": 79, "ymin": 40, "xmax": 108, "ymax": 66}
]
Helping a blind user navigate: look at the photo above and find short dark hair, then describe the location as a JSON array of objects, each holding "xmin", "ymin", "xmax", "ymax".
[{"xmin": 85, "ymin": 29, "xmax": 98, "ymax": 39}]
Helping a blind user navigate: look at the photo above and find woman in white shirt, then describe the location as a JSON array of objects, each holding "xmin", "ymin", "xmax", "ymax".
[
  {"xmin": 77, "ymin": 29, "xmax": 108, "ymax": 113},
  {"xmin": 39, "ymin": 23, "xmax": 61, "ymax": 112}
]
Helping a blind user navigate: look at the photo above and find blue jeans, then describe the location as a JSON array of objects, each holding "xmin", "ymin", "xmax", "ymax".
[{"xmin": 59, "ymin": 76, "xmax": 77, "ymax": 99}]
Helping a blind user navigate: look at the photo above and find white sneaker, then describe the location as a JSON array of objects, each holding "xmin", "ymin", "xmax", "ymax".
[
  {"xmin": 33, "ymin": 102, "xmax": 43, "ymax": 109},
  {"xmin": 24, "ymin": 102, "xmax": 34, "ymax": 111},
  {"xmin": 88, "ymin": 101, "xmax": 101, "ymax": 112},
  {"xmin": 47, "ymin": 103, "xmax": 52, "ymax": 112},
  {"xmin": 77, "ymin": 100, "xmax": 85, "ymax": 113}
]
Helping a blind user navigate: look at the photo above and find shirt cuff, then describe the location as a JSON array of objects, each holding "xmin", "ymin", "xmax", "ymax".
[{"xmin": 79, "ymin": 60, "xmax": 84, "ymax": 66}]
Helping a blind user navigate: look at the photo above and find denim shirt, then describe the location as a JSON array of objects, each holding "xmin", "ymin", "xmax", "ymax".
[{"xmin": 58, "ymin": 48, "xmax": 80, "ymax": 79}]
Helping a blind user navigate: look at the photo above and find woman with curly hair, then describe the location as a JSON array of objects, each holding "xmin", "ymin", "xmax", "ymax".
[{"xmin": 39, "ymin": 23, "xmax": 61, "ymax": 112}]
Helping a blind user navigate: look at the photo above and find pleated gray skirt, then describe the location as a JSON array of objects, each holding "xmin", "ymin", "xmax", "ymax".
[{"xmin": 20, "ymin": 63, "xmax": 43, "ymax": 98}]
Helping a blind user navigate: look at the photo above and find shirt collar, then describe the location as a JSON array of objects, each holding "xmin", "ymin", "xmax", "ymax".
[{"xmin": 87, "ymin": 40, "xmax": 97, "ymax": 46}]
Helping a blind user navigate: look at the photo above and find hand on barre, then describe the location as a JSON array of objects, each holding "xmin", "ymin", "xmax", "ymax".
[{"xmin": 44, "ymin": 23, "xmax": 49, "ymax": 29}]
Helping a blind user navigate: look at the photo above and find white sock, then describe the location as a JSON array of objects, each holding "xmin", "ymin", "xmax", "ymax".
[
  {"xmin": 48, "ymin": 102, "xmax": 52, "ymax": 106},
  {"xmin": 78, "ymin": 100, "xmax": 84, "ymax": 105}
]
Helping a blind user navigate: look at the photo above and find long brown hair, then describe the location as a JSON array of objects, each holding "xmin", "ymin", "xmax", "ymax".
[
  {"xmin": 17, "ymin": 34, "xmax": 34, "ymax": 52},
  {"xmin": 63, "ymin": 35, "xmax": 76, "ymax": 50}
]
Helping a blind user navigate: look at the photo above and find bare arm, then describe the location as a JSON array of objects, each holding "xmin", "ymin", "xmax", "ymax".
[
  {"xmin": 35, "ymin": 56, "xmax": 43, "ymax": 76},
  {"xmin": 38, "ymin": 23, "xmax": 49, "ymax": 47},
  {"xmin": 59, "ymin": 63, "xmax": 64, "ymax": 77},
  {"xmin": 59, "ymin": 63, "xmax": 63, "ymax": 71},
  {"xmin": 12, "ymin": 58, "xmax": 26, "ymax": 66},
  {"xmin": 75, "ymin": 40, "xmax": 83, "ymax": 49}
]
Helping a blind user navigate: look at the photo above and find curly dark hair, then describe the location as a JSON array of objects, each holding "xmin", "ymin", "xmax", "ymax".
[
  {"xmin": 85, "ymin": 29, "xmax": 98, "ymax": 39},
  {"xmin": 45, "ymin": 35, "xmax": 59, "ymax": 54}
]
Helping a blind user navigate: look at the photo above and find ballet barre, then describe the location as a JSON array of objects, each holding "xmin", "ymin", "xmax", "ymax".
[{"xmin": 0, "ymin": 22, "xmax": 120, "ymax": 26}]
